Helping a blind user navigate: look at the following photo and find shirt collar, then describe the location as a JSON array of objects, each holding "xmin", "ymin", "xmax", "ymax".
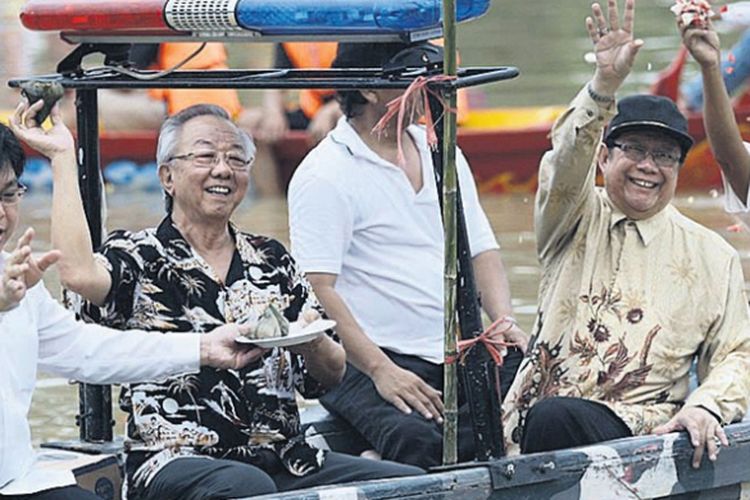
[
  {"xmin": 156, "ymin": 215, "xmax": 239, "ymax": 246},
  {"xmin": 328, "ymin": 116, "xmax": 426, "ymax": 168},
  {"xmin": 605, "ymin": 193, "xmax": 670, "ymax": 246},
  {"xmin": 156, "ymin": 215, "xmax": 246, "ymax": 284}
]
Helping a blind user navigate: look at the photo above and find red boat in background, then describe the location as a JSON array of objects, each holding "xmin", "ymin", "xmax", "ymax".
[{"xmin": 12, "ymin": 45, "xmax": 749, "ymax": 194}]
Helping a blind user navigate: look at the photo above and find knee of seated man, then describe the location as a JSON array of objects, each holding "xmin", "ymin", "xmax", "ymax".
[
  {"xmin": 525, "ymin": 396, "xmax": 583, "ymax": 430},
  {"xmin": 379, "ymin": 415, "xmax": 442, "ymax": 466},
  {"xmin": 207, "ymin": 462, "xmax": 278, "ymax": 496}
]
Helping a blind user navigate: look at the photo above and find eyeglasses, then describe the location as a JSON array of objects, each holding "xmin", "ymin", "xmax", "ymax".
[
  {"xmin": 169, "ymin": 150, "xmax": 252, "ymax": 171},
  {"xmin": 0, "ymin": 184, "xmax": 27, "ymax": 207},
  {"xmin": 611, "ymin": 142, "xmax": 681, "ymax": 169}
]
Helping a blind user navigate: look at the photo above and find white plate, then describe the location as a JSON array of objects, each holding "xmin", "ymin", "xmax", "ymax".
[{"xmin": 235, "ymin": 318, "xmax": 336, "ymax": 348}]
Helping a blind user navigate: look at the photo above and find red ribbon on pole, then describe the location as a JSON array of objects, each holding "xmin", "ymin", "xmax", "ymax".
[
  {"xmin": 371, "ymin": 74, "xmax": 457, "ymax": 166},
  {"xmin": 445, "ymin": 316, "xmax": 516, "ymax": 366}
]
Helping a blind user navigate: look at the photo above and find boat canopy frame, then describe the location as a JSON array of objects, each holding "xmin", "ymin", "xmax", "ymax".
[
  {"xmin": 8, "ymin": 51, "xmax": 519, "ymax": 459},
  {"xmin": 11, "ymin": 42, "xmax": 750, "ymax": 500}
]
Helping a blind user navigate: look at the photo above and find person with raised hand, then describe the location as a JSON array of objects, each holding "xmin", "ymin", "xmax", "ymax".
[
  {"xmin": 679, "ymin": 15, "xmax": 750, "ymax": 226},
  {"xmin": 10, "ymin": 98, "xmax": 421, "ymax": 499},
  {"xmin": 0, "ymin": 122, "xmax": 268, "ymax": 498},
  {"xmin": 501, "ymin": 0, "xmax": 750, "ymax": 469},
  {"xmin": 287, "ymin": 41, "xmax": 526, "ymax": 468}
]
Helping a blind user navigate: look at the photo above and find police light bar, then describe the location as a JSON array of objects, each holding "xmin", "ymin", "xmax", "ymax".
[{"xmin": 20, "ymin": 0, "xmax": 490, "ymax": 43}]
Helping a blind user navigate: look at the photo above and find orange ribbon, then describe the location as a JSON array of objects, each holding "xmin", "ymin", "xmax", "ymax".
[{"xmin": 445, "ymin": 316, "xmax": 516, "ymax": 366}]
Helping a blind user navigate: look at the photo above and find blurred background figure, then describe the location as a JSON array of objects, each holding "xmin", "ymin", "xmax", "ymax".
[
  {"xmin": 241, "ymin": 42, "xmax": 342, "ymax": 148},
  {"xmin": 681, "ymin": 28, "xmax": 750, "ymax": 112}
]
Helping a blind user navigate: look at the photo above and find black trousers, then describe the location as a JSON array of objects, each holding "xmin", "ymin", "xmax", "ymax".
[
  {"xmin": 0, "ymin": 486, "xmax": 100, "ymax": 500},
  {"xmin": 320, "ymin": 348, "xmax": 524, "ymax": 469},
  {"xmin": 521, "ymin": 396, "xmax": 633, "ymax": 454},
  {"xmin": 133, "ymin": 451, "xmax": 423, "ymax": 500}
]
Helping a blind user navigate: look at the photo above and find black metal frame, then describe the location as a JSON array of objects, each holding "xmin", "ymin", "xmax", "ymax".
[{"xmin": 9, "ymin": 58, "xmax": 518, "ymax": 454}]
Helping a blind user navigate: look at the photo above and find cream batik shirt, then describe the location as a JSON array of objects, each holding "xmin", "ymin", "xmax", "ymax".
[{"xmin": 502, "ymin": 87, "xmax": 750, "ymax": 455}]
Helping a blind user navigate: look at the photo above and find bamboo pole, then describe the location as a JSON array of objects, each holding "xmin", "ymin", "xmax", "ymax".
[{"xmin": 442, "ymin": 0, "xmax": 459, "ymax": 466}]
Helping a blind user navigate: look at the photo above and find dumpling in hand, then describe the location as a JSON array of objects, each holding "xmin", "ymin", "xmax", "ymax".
[{"xmin": 248, "ymin": 303, "xmax": 290, "ymax": 339}]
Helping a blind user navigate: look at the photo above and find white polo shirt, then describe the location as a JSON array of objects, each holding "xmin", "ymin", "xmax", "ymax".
[{"xmin": 288, "ymin": 118, "xmax": 498, "ymax": 363}]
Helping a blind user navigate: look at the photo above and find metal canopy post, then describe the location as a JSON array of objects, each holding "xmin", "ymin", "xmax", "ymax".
[{"xmin": 74, "ymin": 88, "xmax": 113, "ymax": 443}]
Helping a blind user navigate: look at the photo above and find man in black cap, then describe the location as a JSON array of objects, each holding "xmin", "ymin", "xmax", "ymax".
[
  {"xmin": 288, "ymin": 41, "xmax": 526, "ymax": 468},
  {"xmin": 501, "ymin": 0, "xmax": 750, "ymax": 468}
]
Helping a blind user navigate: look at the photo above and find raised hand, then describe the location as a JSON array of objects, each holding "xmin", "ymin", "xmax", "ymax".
[
  {"xmin": 0, "ymin": 228, "xmax": 60, "ymax": 312},
  {"xmin": 653, "ymin": 406, "xmax": 728, "ymax": 469},
  {"xmin": 9, "ymin": 99, "xmax": 75, "ymax": 160},
  {"xmin": 371, "ymin": 361, "xmax": 444, "ymax": 423},
  {"xmin": 679, "ymin": 20, "xmax": 721, "ymax": 69},
  {"xmin": 16, "ymin": 228, "xmax": 61, "ymax": 289},
  {"xmin": 587, "ymin": 0, "xmax": 644, "ymax": 96},
  {"xmin": 0, "ymin": 238, "xmax": 31, "ymax": 312}
]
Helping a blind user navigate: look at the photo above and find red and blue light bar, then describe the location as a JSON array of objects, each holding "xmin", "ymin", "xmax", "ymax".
[{"xmin": 20, "ymin": 0, "xmax": 490, "ymax": 42}]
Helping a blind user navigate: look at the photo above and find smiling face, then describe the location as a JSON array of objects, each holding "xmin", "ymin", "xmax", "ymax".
[
  {"xmin": 158, "ymin": 115, "xmax": 251, "ymax": 225},
  {"xmin": 0, "ymin": 165, "xmax": 20, "ymax": 252},
  {"xmin": 599, "ymin": 131, "xmax": 682, "ymax": 220}
]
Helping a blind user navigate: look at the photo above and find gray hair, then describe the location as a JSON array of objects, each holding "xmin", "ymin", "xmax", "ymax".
[{"xmin": 156, "ymin": 104, "xmax": 256, "ymax": 213}]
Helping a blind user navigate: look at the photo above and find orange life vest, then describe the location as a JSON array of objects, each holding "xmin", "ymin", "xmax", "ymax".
[
  {"xmin": 149, "ymin": 43, "xmax": 243, "ymax": 118},
  {"xmin": 281, "ymin": 42, "xmax": 338, "ymax": 119}
]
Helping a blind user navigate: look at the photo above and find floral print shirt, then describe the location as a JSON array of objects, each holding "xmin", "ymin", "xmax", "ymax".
[
  {"xmin": 502, "ymin": 87, "xmax": 750, "ymax": 455},
  {"xmin": 82, "ymin": 216, "xmax": 331, "ymax": 492}
]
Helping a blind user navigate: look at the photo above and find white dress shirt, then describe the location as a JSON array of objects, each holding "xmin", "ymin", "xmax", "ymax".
[{"xmin": 0, "ymin": 252, "xmax": 201, "ymax": 494}]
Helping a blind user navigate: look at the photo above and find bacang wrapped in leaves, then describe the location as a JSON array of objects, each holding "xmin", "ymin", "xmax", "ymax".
[
  {"xmin": 246, "ymin": 303, "xmax": 290, "ymax": 339},
  {"xmin": 20, "ymin": 80, "xmax": 64, "ymax": 125}
]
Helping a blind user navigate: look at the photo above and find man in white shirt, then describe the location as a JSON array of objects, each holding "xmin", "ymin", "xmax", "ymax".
[
  {"xmin": 0, "ymin": 123, "xmax": 262, "ymax": 499},
  {"xmin": 288, "ymin": 42, "xmax": 527, "ymax": 468}
]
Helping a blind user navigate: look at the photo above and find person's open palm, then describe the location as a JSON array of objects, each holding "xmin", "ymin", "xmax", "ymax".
[
  {"xmin": 14, "ymin": 228, "xmax": 61, "ymax": 289},
  {"xmin": 587, "ymin": 0, "xmax": 643, "ymax": 92}
]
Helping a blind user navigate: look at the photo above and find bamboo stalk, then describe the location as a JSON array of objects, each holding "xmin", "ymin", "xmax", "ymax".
[{"xmin": 442, "ymin": 0, "xmax": 459, "ymax": 466}]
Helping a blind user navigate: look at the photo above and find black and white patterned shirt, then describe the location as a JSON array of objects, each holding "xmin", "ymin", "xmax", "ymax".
[{"xmin": 82, "ymin": 216, "xmax": 331, "ymax": 492}]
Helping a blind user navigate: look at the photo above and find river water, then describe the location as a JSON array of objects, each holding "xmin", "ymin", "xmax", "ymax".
[{"xmin": 3, "ymin": 1, "xmax": 750, "ymax": 444}]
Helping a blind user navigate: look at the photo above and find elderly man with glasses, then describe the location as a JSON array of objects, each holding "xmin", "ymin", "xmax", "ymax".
[
  {"xmin": 500, "ymin": 0, "xmax": 750, "ymax": 469},
  {"xmin": 0, "ymin": 120, "xmax": 276, "ymax": 499},
  {"xmin": 11, "ymin": 101, "xmax": 421, "ymax": 500}
]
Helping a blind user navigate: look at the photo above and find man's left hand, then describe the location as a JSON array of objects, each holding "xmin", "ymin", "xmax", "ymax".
[
  {"xmin": 287, "ymin": 334, "xmax": 326, "ymax": 356},
  {"xmin": 653, "ymin": 406, "xmax": 728, "ymax": 469},
  {"xmin": 487, "ymin": 318, "xmax": 529, "ymax": 353}
]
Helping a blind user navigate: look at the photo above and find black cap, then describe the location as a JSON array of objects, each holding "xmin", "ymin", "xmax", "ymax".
[
  {"xmin": 332, "ymin": 42, "xmax": 443, "ymax": 72},
  {"xmin": 332, "ymin": 42, "xmax": 412, "ymax": 69},
  {"xmin": 604, "ymin": 94, "xmax": 693, "ymax": 158}
]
